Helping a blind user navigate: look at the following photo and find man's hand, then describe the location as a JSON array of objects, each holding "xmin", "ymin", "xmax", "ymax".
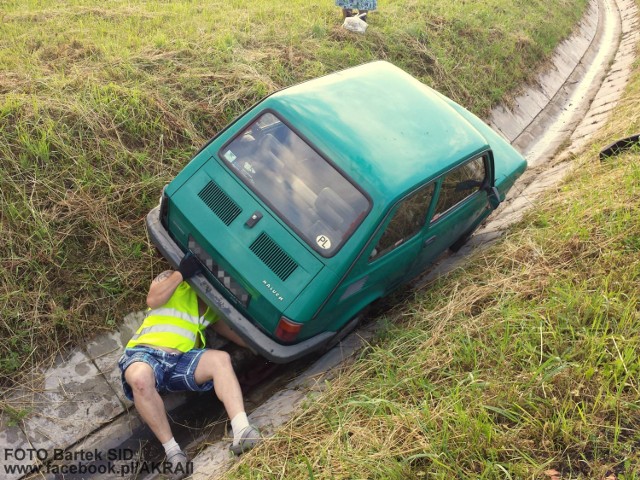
[{"xmin": 178, "ymin": 252, "xmax": 201, "ymax": 280}]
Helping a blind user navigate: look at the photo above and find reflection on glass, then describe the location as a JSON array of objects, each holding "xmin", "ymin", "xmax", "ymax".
[{"xmin": 221, "ymin": 113, "xmax": 369, "ymax": 256}]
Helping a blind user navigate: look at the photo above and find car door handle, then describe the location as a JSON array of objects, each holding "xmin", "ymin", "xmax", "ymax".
[{"xmin": 423, "ymin": 235, "xmax": 436, "ymax": 246}]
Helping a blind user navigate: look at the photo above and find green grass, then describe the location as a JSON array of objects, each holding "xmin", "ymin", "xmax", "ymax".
[
  {"xmin": 226, "ymin": 46, "xmax": 640, "ymax": 478},
  {"xmin": 0, "ymin": 0, "xmax": 588, "ymax": 385}
]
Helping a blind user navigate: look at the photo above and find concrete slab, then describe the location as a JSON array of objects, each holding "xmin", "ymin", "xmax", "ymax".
[
  {"xmin": 604, "ymin": 67, "xmax": 634, "ymax": 84},
  {"xmin": 537, "ymin": 62, "xmax": 571, "ymax": 100},
  {"xmin": 621, "ymin": 31, "xmax": 640, "ymax": 44},
  {"xmin": 613, "ymin": 48, "xmax": 637, "ymax": 63},
  {"xmin": 572, "ymin": 120, "xmax": 607, "ymax": 140},
  {"xmin": 556, "ymin": 48, "xmax": 579, "ymax": 79},
  {"xmin": 0, "ymin": 413, "xmax": 34, "ymax": 480},
  {"xmin": 589, "ymin": 94, "xmax": 619, "ymax": 112},
  {"xmin": 518, "ymin": 0, "xmax": 624, "ymax": 164},
  {"xmin": 587, "ymin": 100, "xmax": 621, "ymax": 118},
  {"xmin": 57, "ymin": 412, "xmax": 144, "ymax": 480},
  {"xmin": 490, "ymin": 105, "xmax": 526, "ymax": 142},
  {"xmin": 188, "ymin": 382, "xmax": 314, "ymax": 479},
  {"xmin": 86, "ymin": 311, "xmax": 145, "ymax": 406},
  {"xmin": 512, "ymin": 91, "xmax": 546, "ymax": 123},
  {"xmin": 602, "ymin": 69, "xmax": 635, "ymax": 89},
  {"xmin": 190, "ymin": 445, "xmax": 236, "ymax": 480},
  {"xmin": 7, "ymin": 350, "xmax": 123, "ymax": 452},
  {"xmin": 478, "ymin": 161, "xmax": 574, "ymax": 235},
  {"xmin": 289, "ymin": 335, "xmax": 372, "ymax": 392},
  {"xmin": 466, "ymin": 229, "xmax": 505, "ymax": 248},
  {"xmin": 584, "ymin": 109, "xmax": 617, "ymax": 128},
  {"xmin": 517, "ymin": 88, "xmax": 551, "ymax": 113},
  {"xmin": 248, "ymin": 390, "xmax": 308, "ymax": 437},
  {"xmin": 512, "ymin": 131, "xmax": 536, "ymax": 152}
]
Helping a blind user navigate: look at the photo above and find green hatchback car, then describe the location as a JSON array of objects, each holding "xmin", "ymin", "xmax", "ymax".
[{"xmin": 147, "ymin": 61, "xmax": 526, "ymax": 362}]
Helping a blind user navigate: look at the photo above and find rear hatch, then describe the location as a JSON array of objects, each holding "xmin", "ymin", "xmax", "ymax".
[{"xmin": 167, "ymin": 158, "xmax": 325, "ymax": 335}]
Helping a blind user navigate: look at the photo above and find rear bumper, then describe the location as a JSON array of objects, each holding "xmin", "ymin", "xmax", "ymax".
[{"xmin": 146, "ymin": 205, "xmax": 334, "ymax": 363}]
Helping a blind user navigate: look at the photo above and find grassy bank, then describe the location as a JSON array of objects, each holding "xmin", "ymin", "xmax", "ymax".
[
  {"xmin": 227, "ymin": 41, "xmax": 640, "ymax": 480},
  {"xmin": 0, "ymin": 1, "xmax": 588, "ymax": 384}
]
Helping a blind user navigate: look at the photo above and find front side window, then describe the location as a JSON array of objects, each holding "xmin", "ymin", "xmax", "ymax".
[
  {"xmin": 371, "ymin": 183, "xmax": 434, "ymax": 259},
  {"xmin": 220, "ymin": 112, "xmax": 369, "ymax": 256},
  {"xmin": 431, "ymin": 156, "xmax": 487, "ymax": 223}
]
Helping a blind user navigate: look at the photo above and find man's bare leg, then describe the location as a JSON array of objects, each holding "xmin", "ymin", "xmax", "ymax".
[
  {"xmin": 194, "ymin": 349, "xmax": 244, "ymax": 419},
  {"xmin": 194, "ymin": 349, "xmax": 260, "ymax": 453},
  {"xmin": 125, "ymin": 362, "xmax": 173, "ymax": 443},
  {"xmin": 126, "ymin": 361, "xmax": 190, "ymax": 478}
]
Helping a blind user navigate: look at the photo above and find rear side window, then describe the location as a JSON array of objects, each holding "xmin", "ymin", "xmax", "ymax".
[
  {"xmin": 432, "ymin": 156, "xmax": 487, "ymax": 222},
  {"xmin": 220, "ymin": 112, "xmax": 369, "ymax": 257},
  {"xmin": 371, "ymin": 183, "xmax": 435, "ymax": 259}
]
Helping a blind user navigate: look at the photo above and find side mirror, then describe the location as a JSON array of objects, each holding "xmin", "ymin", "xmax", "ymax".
[{"xmin": 486, "ymin": 186, "xmax": 502, "ymax": 210}]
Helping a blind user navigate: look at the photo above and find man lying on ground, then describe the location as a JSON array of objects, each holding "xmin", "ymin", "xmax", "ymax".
[{"xmin": 119, "ymin": 253, "xmax": 260, "ymax": 479}]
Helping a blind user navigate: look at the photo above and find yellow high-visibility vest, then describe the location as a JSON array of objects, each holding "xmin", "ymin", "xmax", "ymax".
[{"xmin": 127, "ymin": 282, "xmax": 218, "ymax": 352}]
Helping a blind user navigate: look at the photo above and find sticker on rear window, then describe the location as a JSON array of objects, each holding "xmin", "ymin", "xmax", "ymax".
[
  {"xmin": 223, "ymin": 150, "xmax": 237, "ymax": 163},
  {"xmin": 316, "ymin": 235, "xmax": 331, "ymax": 250}
]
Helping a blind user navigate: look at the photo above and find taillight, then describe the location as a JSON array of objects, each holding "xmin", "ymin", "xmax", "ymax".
[{"xmin": 275, "ymin": 316, "xmax": 302, "ymax": 343}]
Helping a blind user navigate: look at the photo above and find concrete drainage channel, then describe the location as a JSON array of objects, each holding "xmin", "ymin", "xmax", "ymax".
[{"xmin": 1, "ymin": 0, "xmax": 637, "ymax": 478}]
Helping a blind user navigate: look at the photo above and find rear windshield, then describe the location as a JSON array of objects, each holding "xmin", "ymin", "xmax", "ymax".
[{"xmin": 220, "ymin": 112, "xmax": 369, "ymax": 256}]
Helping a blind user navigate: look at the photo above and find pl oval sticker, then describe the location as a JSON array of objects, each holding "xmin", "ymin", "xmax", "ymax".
[{"xmin": 316, "ymin": 234, "xmax": 331, "ymax": 250}]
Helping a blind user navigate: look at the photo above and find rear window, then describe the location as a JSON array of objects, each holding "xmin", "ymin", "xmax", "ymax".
[{"xmin": 220, "ymin": 112, "xmax": 369, "ymax": 256}]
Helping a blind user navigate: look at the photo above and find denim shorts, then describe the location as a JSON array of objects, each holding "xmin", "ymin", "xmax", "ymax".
[{"xmin": 118, "ymin": 345, "xmax": 213, "ymax": 401}]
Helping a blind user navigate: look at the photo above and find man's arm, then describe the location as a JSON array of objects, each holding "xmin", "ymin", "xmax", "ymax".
[
  {"xmin": 147, "ymin": 253, "xmax": 202, "ymax": 309},
  {"xmin": 146, "ymin": 270, "xmax": 183, "ymax": 309}
]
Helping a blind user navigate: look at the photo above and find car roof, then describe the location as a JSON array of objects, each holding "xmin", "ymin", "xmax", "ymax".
[{"xmin": 263, "ymin": 61, "xmax": 490, "ymax": 206}]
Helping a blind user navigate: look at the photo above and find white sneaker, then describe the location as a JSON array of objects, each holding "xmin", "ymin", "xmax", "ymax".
[
  {"xmin": 165, "ymin": 449, "xmax": 189, "ymax": 480},
  {"xmin": 230, "ymin": 425, "xmax": 261, "ymax": 455}
]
